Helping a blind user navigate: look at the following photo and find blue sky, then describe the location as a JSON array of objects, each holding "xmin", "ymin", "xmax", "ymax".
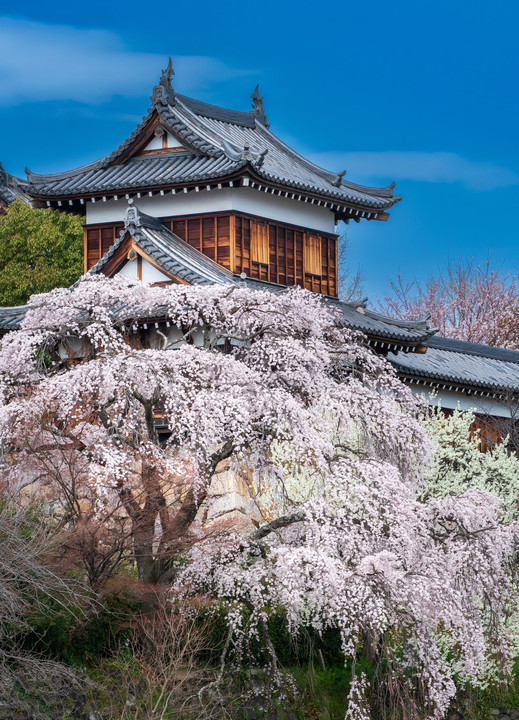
[{"xmin": 1, "ymin": 1, "xmax": 518, "ymax": 299}]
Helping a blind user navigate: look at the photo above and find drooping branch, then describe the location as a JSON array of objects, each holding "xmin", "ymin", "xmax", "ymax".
[{"xmin": 249, "ymin": 511, "xmax": 305, "ymax": 541}]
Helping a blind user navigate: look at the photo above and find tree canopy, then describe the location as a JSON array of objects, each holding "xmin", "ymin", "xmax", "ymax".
[
  {"xmin": 0, "ymin": 199, "xmax": 83, "ymax": 306},
  {"xmin": 377, "ymin": 258, "xmax": 519, "ymax": 347},
  {"xmin": 0, "ymin": 276, "xmax": 516, "ymax": 719}
]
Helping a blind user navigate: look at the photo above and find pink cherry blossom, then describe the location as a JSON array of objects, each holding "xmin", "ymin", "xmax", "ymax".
[{"xmin": 0, "ymin": 275, "xmax": 515, "ymax": 719}]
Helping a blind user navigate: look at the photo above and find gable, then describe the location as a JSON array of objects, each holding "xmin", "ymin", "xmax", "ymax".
[
  {"xmin": 140, "ymin": 128, "xmax": 186, "ymax": 154},
  {"xmin": 117, "ymin": 252, "xmax": 175, "ymax": 283},
  {"xmin": 99, "ymin": 235, "xmax": 186, "ymax": 285},
  {"xmin": 108, "ymin": 111, "xmax": 191, "ymax": 166}
]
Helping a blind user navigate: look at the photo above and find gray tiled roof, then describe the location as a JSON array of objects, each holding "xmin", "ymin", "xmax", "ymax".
[
  {"xmin": 26, "ymin": 78, "xmax": 399, "ymax": 212},
  {"xmin": 391, "ymin": 335, "xmax": 519, "ymax": 394},
  {"xmin": 0, "ymin": 163, "xmax": 30, "ymax": 207},
  {"xmin": 0, "ymin": 305, "xmax": 28, "ymax": 331},
  {"xmin": 27, "ymin": 152, "xmax": 243, "ymax": 197},
  {"xmin": 329, "ymin": 299, "xmax": 434, "ymax": 346}
]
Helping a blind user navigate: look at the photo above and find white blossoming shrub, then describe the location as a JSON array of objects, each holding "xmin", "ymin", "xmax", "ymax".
[
  {"xmin": 422, "ymin": 408, "xmax": 519, "ymax": 522},
  {"xmin": 422, "ymin": 407, "xmax": 519, "ymax": 684}
]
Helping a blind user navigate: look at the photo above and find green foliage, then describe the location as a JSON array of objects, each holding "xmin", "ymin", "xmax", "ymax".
[
  {"xmin": 24, "ymin": 586, "xmax": 141, "ymax": 666},
  {"xmin": 451, "ymin": 663, "xmax": 519, "ymax": 720},
  {"xmin": 15, "ymin": 584, "xmax": 519, "ymax": 719},
  {"xmin": 290, "ymin": 667, "xmax": 357, "ymax": 720},
  {"xmin": 0, "ymin": 199, "xmax": 83, "ymax": 305}
]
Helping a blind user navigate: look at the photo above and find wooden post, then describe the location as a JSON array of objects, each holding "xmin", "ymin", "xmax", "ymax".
[
  {"xmin": 83, "ymin": 227, "xmax": 88, "ymax": 274},
  {"xmin": 229, "ymin": 214, "xmax": 236, "ymax": 273}
]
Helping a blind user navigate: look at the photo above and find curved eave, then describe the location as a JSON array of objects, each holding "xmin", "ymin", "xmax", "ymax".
[
  {"xmin": 25, "ymin": 110, "xmax": 157, "ymax": 185},
  {"xmin": 396, "ymin": 367, "xmax": 519, "ymax": 399},
  {"xmin": 29, "ymin": 173, "xmax": 399, "ymax": 223},
  {"xmin": 251, "ymin": 121, "xmax": 398, "ymax": 202},
  {"xmin": 24, "ymin": 109, "xmax": 223, "ymax": 192},
  {"xmin": 340, "ymin": 322, "xmax": 435, "ymax": 347},
  {"xmin": 244, "ymin": 166, "xmax": 400, "ymax": 213},
  {"xmin": 26, "ymin": 157, "xmax": 246, "ymax": 200}
]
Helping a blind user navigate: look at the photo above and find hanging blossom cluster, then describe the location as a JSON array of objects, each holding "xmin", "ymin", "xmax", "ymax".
[
  {"xmin": 0, "ymin": 275, "xmax": 515, "ymax": 718},
  {"xmin": 178, "ymin": 460, "xmax": 516, "ymax": 718}
]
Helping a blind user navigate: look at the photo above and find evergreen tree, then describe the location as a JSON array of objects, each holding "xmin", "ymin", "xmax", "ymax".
[{"xmin": 0, "ymin": 199, "xmax": 83, "ymax": 305}]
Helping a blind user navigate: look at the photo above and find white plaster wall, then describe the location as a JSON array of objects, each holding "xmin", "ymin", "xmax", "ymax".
[
  {"xmin": 407, "ymin": 383, "xmax": 515, "ymax": 419},
  {"xmin": 141, "ymin": 260, "xmax": 171, "ymax": 283},
  {"xmin": 145, "ymin": 135, "xmax": 163, "ymax": 151},
  {"xmin": 87, "ymin": 189, "xmax": 234, "ymax": 224},
  {"xmin": 144, "ymin": 133, "xmax": 184, "ymax": 151},
  {"xmin": 167, "ymin": 133, "xmax": 183, "ymax": 149},
  {"xmin": 86, "ymin": 187, "xmax": 335, "ymax": 233},
  {"xmin": 117, "ymin": 259, "xmax": 138, "ymax": 278},
  {"xmin": 230, "ymin": 187, "xmax": 335, "ymax": 232},
  {"xmin": 116, "ymin": 257, "xmax": 171, "ymax": 283}
]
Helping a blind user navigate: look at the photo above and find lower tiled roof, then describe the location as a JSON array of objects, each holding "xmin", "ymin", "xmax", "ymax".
[
  {"xmin": 89, "ymin": 207, "xmax": 235, "ymax": 286},
  {"xmin": 0, "ymin": 164, "xmax": 30, "ymax": 207},
  {"xmin": 0, "ymin": 306, "xmax": 28, "ymax": 331},
  {"xmin": 328, "ymin": 299, "xmax": 434, "ymax": 346},
  {"xmin": 391, "ymin": 335, "xmax": 519, "ymax": 394}
]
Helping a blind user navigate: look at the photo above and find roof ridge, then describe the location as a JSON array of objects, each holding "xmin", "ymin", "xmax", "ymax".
[
  {"xmin": 254, "ymin": 124, "xmax": 397, "ymax": 200},
  {"xmin": 176, "ymin": 93, "xmax": 257, "ymax": 128},
  {"xmin": 155, "ymin": 100, "xmax": 221, "ymax": 157},
  {"xmin": 426, "ymin": 335, "xmax": 519, "ymax": 364}
]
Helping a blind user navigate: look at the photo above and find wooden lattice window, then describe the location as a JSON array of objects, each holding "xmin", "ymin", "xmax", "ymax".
[
  {"xmin": 304, "ymin": 234, "xmax": 322, "ymax": 276},
  {"xmin": 251, "ymin": 221, "xmax": 269, "ymax": 264}
]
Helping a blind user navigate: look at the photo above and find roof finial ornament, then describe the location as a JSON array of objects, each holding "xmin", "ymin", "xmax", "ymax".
[
  {"xmin": 160, "ymin": 57, "xmax": 174, "ymax": 88},
  {"xmin": 125, "ymin": 203, "xmax": 141, "ymax": 229},
  {"xmin": 333, "ymin": 170, "xmax": 346, "ymax": 187},
  {"xmin": 249, "ymin": 84, "xmax": 269, "ymax": 128},
  {"xmin": 0, "ymin": 162, "xmax": 6, "ymax": 185},
  {"xmin": 256, "ymin": 148, "xmax": 268, "ymax": 168},
  {"xmin": 152, "ymin": 57, "xmax": 175, "ymax": 105}
]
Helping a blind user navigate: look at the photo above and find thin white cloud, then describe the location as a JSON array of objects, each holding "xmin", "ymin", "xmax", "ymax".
[
  {"xmin": 0, "ymin": 16, "xmax": 252, "ymax": 105},
  {"xmin": 309, "ymin": 150, "xmax": 519, "ymax": 192}
]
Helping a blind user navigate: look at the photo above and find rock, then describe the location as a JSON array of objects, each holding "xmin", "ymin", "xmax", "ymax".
[
  {"xmin": 206, "ymin": 467, "xmax": 250, "ymax": 498},
  {"xmin": 214, "ymin": 457, "xmax": 232, "ymax": 474},
  {"xmin": 200, "ymin": 465, "xmax": 264, "ymax": 524},
  {"xmin": 490, "ymin": 711, "xmax": 501, "ymax": 717},
  {"xmin": 205, "ymin": 509, "xmax": 257, "ymax": 532},
  {"xmin": 206, "ymin": 490, "xmax": 250, "ymax": 519}
]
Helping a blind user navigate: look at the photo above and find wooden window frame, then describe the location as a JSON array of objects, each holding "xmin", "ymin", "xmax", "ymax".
[
  {"xmin": 250, "ymin": 219, "xmax": 269, "ymax": 265},
  {"xmin": 303, "ymin": 233, "xmax": 322, "ymax": 276}
]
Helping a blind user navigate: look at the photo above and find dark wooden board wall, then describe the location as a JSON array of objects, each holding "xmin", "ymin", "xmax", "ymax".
[{"xmin": 84, "ymin": 211, "xmax": 338, "ymax": 297}]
